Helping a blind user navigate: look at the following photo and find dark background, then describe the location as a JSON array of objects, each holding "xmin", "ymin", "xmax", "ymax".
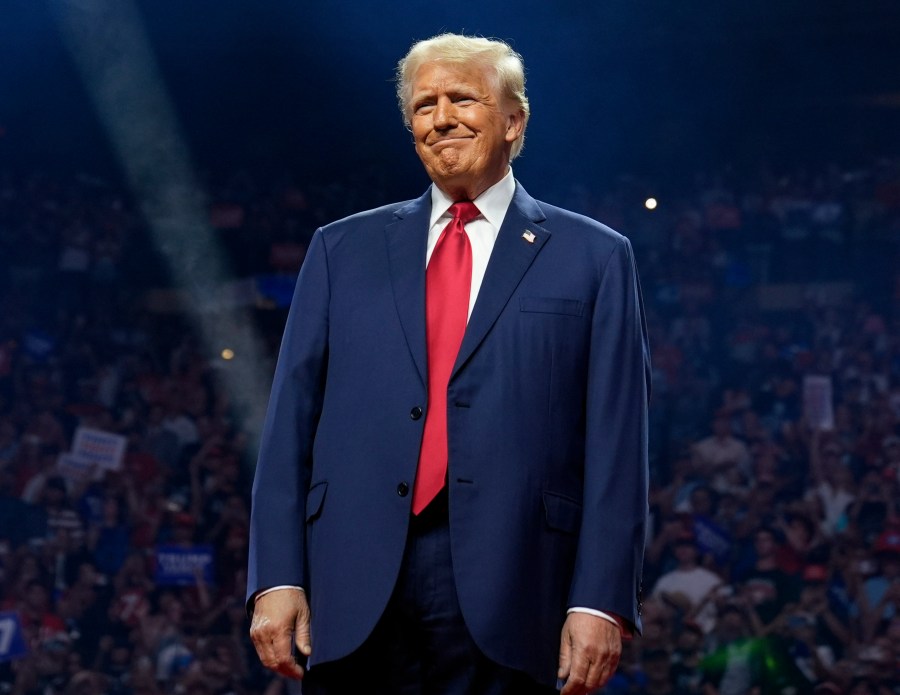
[{"xmin": 2, "ymin": 0, "xmax": 900, "ymax": 200}]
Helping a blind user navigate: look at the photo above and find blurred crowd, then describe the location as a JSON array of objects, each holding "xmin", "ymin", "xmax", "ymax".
[{"xmin": 0, "ymin": 159, "xmax": 897, "ymax": 694}]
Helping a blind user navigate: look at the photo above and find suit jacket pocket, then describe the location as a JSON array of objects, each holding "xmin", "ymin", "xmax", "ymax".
[
  {"xmin": 519, "ymin": 296, "xmax": 585, "ymax": 317},
  {"xmin": 305, "ymin": 481, "xmax": 328, "ymax": 523},
  {"xmin": 542, "ymin": 491, "xmax": 582, "ymax": 534}
]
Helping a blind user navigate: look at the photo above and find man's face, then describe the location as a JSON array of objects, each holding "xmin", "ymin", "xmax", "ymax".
[{"xmin": 410, "ymin": 60, "xmax": 524, "ymax": 200}]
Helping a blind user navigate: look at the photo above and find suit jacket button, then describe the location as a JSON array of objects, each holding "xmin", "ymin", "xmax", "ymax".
[
  {"xmin": 410, "ymin": 406, "xmax": 423, "ymax": 420},
  {"xmin": 397, "ymin": 482, "xmax": 410, "ymax": 497}
]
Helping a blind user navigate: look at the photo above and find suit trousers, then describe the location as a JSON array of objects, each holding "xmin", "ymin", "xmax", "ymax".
[{"xmin": 301, "ymin": 490, "xmax": 558, "ymax": 695}]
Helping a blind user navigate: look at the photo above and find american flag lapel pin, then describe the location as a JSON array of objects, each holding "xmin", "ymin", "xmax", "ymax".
[{"xmin": 522, "ymin": 230, "xmax": 536, "ymax": 244}]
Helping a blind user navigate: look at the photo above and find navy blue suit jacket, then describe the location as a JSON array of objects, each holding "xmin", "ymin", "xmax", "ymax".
[{"xmin": 247, "ymin": 182, "xmax": 650, "ymax": 686}]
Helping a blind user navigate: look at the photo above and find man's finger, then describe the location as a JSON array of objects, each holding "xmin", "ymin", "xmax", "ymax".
[
  {"xmin": 586, "ymin": 646, "xmax": 618, "ymax": 693},
  {"xmin": 294, "ymin": 604, "xmax": 312, "ymax": 657},
  {"xmin": 557, "ymin": 626, "xmax": 572, "ymax": 681},
  {"xmin": 560, "ymin": 646, "xmax": 591, "ymax": 695},
  {"xmin": 272, "ymin": 629, "xmax": 307, "ymax": 679}
]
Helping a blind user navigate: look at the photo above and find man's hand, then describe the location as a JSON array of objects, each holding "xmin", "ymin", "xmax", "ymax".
[
  {"xmin": 249, "ymin": 588, "xmax": 311, "ymax": 680},
  {"xmin": 558, "ymin": 612, "xmax": 621, "ymax": 695}
]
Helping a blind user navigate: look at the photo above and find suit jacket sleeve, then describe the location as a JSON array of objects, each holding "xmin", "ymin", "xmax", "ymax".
[
  {"xmin": 247, "ymin": 228, "xmax": 330, "ymax": 609},
  {"xmin": 568, "ymin": 234, "xmax": 650, "ymax": 632}
]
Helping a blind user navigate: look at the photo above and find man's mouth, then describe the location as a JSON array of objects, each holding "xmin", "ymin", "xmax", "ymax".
[{"xmin": 430, "ymin": 135, "xmax": 472, "ymax": 147}]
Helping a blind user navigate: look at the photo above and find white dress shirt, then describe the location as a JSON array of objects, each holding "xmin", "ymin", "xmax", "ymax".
[
  {"xmin": 426, "ymin": 166, "xmax": 514, "ymax": 319},
  {"xmin": 257, "ymin": 167, "xmax": 625, "ymax": 634}
]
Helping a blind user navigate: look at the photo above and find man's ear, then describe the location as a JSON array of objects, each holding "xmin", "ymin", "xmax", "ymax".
[{"xmin": 505, "ymin": 109, "xmax": 526, "ymax": 144}]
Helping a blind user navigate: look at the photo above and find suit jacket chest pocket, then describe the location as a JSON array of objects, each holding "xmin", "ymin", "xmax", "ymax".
[
  {"xmin": 519, "ymin": 297, "xmax": 586, "ymax": 317},
  {"xmin": 517, "ymin": 296, "xmax": 591, "ymax": 356}
]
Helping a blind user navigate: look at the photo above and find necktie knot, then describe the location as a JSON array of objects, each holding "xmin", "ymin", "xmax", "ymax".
[{"xmin": 448, "ymin": 201, "xmax": 480, "ymax": 227}]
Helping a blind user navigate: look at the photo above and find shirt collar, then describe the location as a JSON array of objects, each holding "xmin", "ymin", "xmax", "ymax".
[{"xmin": 428, "ymin": 167, "xmax": 516, "ymax": 230}]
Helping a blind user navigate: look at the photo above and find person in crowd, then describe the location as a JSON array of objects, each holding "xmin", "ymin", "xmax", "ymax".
[
  {"xmin": 651, "ymin": 531, "xmax": 722, "ymax": 633},
  {"xmin": 692, "ymin": 414, "xmax": 751, "ymax": 489},
  {"xmin": 856, "ymin": 528, "xmax": 900, "ymax": 640},
  {"xmin": 699, "ymin": 604, "xmax": 765, "ymax": 695},
  {"xmin": 738, "ymin": 526, "xmax": 801, "ymax": 630}
]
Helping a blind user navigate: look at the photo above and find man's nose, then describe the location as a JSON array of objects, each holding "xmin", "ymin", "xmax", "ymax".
[{"xmin": 432, "ymin": 97, "xmax": 456, "ymax": 129}]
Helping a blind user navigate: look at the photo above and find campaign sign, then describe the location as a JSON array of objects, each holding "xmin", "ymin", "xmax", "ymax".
[
  {"xmin": 56, "ymin": 452, "xmax": 97, "ymax": 483},
  {"xmin": 155, "ymin": 545, "xmax": 215, "ymax": 586},
  {"xmin": 693, "ymin": 515, "xmax": 732, "ymax": 566},
  {"xmin": 0, "ymin": 611, "xmax": 29, "ymax": 662},
  {"xmin": 803, "ymin": 375, "xmax": 834, "ymax": 431},
  {"xmin": 71, "ymin": 427, "xmax": 127, "ymax": 473}
]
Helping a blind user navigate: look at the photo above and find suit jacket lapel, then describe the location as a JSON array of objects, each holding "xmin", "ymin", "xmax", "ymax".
[
  {"xmin": 385, "ymin": 190, "xmax": 431, "ymax": 387},
  {"xmin": 452, "ymin": 183, "xmax": 550, "ymax": 379}
]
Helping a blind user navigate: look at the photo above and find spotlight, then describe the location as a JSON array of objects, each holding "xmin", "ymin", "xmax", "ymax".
[
  {"xmin": 221, "ymin": 348, "xmax": 235, "ymax": 361},
  {"xmin": 644, "ymin": 197, "xmax": 658, "ymax": 211}
]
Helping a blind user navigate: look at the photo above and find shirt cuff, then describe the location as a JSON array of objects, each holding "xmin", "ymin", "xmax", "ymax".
[
  {"xmin": 254, "ymin": 585, "xmax": 305, "ymax": 603},
  {"xmin": 567, "ymin": 607, "xmax": 632, "ymax": 638}
]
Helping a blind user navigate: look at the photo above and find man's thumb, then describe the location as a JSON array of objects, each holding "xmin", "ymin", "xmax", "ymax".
[{"xmin": 294, "ymin": 610, "xmax": 312, "ymax": 657}]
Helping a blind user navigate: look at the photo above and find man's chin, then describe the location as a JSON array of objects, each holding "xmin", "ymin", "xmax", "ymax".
[{"xmin": 425, "ymin": 154, "xmax": 470, "ymax": 180}]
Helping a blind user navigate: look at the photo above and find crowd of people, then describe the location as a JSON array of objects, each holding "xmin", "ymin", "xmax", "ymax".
[{"xmin": 0, "ymin": 160, "xmax": 897, "ymax": 693}]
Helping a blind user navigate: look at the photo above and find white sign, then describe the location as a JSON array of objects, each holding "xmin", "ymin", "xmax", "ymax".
[
  {"xmin": 71, "ymin": 427, "xmax": 127, "ymax": 473},
  {"xmin": 56, "ymin": 452, "xmax": 97, "ymax": 482},
  {"xmin": 803, "ymin": 375, "xmax": 834, "ymax": 431}
]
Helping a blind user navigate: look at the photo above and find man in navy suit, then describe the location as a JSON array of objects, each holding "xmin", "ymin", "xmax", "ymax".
[{"xmin": 248, "ymin": 33, "xmax": 650, "ymax": 695}]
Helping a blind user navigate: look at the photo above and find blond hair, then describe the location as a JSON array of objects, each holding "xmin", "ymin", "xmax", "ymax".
[{"xmin": 396, "ymin": 33, "xmax": 530, "ymax": 160}]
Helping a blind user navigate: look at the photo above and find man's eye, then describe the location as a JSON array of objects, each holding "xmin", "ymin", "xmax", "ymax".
[{"xmin": 415, "ymin": 103, "xmax": 435, "ymax": 114}]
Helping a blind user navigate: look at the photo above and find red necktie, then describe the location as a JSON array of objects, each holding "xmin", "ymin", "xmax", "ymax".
[{"xmin": 412, "ymin": 201, "xmax": 479, "ymax": 515}]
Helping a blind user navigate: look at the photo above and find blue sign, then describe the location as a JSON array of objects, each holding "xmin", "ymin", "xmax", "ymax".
[
  {"xmin": 154, "ymin": 545, "xmax": 215, "ymax": 586},
  {"xmin": 0, "ymin": 611, "xmax": 29, "ymax": 662},
  {"xmin": 693, "ymin": 515, "xmax": 732, "ymax": 565},
  {"xmin": 256, "ymin": 274, "xmax": 298, "ymax": 308}
]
